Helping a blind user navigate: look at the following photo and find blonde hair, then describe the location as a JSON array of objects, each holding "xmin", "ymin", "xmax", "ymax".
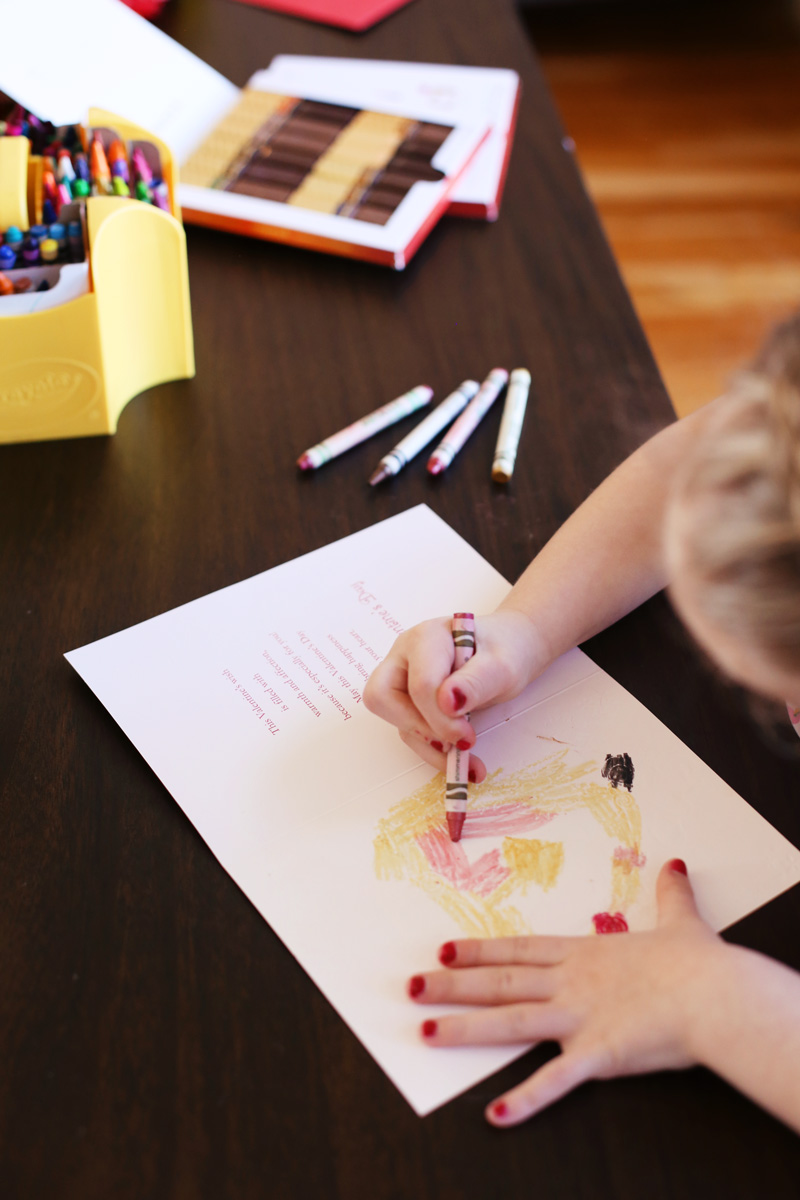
[{"xmin": 669, "ymin": 311, "xmax": 800, "ymax": 672}]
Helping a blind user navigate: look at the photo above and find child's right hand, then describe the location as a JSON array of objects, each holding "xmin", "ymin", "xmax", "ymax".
[{"xmin": 363, "ymin": 608, "xmax": 546, "ymax": 779}]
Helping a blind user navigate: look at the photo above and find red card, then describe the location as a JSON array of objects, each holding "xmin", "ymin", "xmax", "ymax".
[{"xmin": 230, "ymin": 0, "xmax": 416, "ymax": 32}]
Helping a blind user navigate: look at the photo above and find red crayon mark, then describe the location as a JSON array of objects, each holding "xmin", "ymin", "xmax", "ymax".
[
  {"xmin": 613, "ymin": 845, "xmax": 647, "ymax": 868},
  {"xmin": 439, "ymin": 941, "xmax": 457, "ymax": 965},
  {"xmin": 418, "ymin": 829, "xmax": 510, "ymax": 897},
  {"xmin": 592, "ymin": 912, "xmax": 629, "ymax": 935},
  {"xmin": 492, "ymin": 1101, "xmax": 509, "ymax": 1119},
  {"xmin": 460, "ymin": 802, "xmax": 555, "ymax": 840}
]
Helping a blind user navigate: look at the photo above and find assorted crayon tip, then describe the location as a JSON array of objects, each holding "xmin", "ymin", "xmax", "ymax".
[
  {"xmin": 0, "ymin": 100, "xmax": 169, "ymax": 217},
  {"xmin": 0, "ymin": 99, "xmax": 172, "ymax": 302},
  {"xmin": 298, "ymin": 367, "xmax": 530, "ymax": 484}
]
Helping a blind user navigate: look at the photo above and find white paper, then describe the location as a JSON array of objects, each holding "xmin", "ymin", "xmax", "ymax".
[
  {"xmin": 66, "ymin": 505, "xmax": 800, "ymax": 1115},
  {"xmin": 2, "ymin": 0, "xmax": 239, "ymax": 163},
  {"xmin": 1, "ymin": 6, "xmax": 495, "ymax": 265}
]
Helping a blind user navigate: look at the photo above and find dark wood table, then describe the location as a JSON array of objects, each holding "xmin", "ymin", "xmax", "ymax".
[{"xmin": 2, "ymin": 0, "xmax": 799, "ymax": 1195}]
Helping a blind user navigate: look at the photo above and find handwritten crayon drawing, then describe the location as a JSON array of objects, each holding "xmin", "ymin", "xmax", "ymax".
[{"xmin": 373, "ymin": 747, "xmax": 644, "ymax": 938}]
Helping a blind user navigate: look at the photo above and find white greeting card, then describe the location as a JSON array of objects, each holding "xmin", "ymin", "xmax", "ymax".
[{"xmin": 66, "ymin": 506, "xmax": 800, "ymax": 1114}]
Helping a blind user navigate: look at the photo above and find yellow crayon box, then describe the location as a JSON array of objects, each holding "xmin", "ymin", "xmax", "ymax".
[{"xmin": 0, "ymin": 109, "xmax": 194, "ymax": 445}]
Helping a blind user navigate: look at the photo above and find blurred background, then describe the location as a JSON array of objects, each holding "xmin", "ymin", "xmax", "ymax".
[{"xmin": 520, "ymin": 0, "xmax": 800, "ymax": 417}]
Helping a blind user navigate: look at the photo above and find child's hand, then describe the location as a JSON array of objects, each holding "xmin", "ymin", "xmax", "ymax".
[
  {"xmin": 408, "ymin": 860, "xmax": 729, "ymax": 1125},
  {"xmin": 363, "ymin": 609, "xmax": 544, "ymax": 779}
]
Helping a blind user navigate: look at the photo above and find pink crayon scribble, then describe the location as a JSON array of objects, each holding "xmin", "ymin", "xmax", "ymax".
[
  {"xmin": 592, "ymin": 912, "xmax": 629, "ymax": 935},
  {"xmin": 460, "ymin": 803, "xmax": 556, "ymax": 839},
  {"xmin": 613, "ymin": 845, "xmax": 646, "ymax": 868},
  {"xmin": 417, "ymin": 829, "xmax": 510, "ymax": 898}
]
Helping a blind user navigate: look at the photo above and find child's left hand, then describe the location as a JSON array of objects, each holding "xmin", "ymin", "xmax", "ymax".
[{"xmin": 408, "ymin": 859, "xmax": 730, "ymax": 1125}]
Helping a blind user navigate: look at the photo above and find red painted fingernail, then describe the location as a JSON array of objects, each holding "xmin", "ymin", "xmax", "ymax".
[
  {"xmin": 468, "ymin": 767, "xmax": 477, "ymax": 783},
  {"xmin": 408, "ymin": 975, "xmax": 425, "ymax": 998},
  {"xmin": 439, "ymin": 941, "xmax": 456, "ymax": 965},
  {"xmin": 452, "ymin": 688, "xmax": 467, "ymax": 711},
  {"xmin": 668, "ymin": 858, "xmax": 688, "ymax": 875},
  {"xmin": 422, "ymin": 1019, "xmax": 438, "ymax": 1038},
  {"xmin": 492, "ymin": 1101, "xmax": 508, "ymax": 1119},
  {"xmin": 431, "ymin": 740, "xmax": 444, "ymax": 752},
  {"xmin": 456, "ymin": 738, "xmax": 471, "ymax": 752}
]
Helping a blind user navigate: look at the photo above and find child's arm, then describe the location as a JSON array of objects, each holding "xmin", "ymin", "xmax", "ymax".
[
  {"xmin": 365, "ymin": 399, "xmax": 724, "ymax": 773},
  {"xmin": 409, "ymin": 861, "xmax": 800, "ymax": 1132}
]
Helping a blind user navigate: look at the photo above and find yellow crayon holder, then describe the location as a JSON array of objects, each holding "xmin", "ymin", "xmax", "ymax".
[{"xmin": 0, "ymin": 108, "xmax": 194, "ymax": 445}]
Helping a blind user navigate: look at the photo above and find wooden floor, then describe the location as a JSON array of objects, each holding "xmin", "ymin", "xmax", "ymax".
[{"xmin": 522, "ymin": 0, "xmax": 800, "ymax": 416}]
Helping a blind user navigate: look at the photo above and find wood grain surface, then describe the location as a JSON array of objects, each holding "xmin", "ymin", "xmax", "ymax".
[{"xmin": 1, "ymin": 1, "xmax": 799, "ymax": 1196}]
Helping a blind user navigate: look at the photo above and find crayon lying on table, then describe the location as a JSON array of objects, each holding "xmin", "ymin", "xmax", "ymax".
[
  {"xmin": 368, "ymin": 379, "xmax": 479, "ymax": 485},
  {"xmin": 491, "ymin": 367, "xmax": 531, "ymax": 483},
  {"xmin": 427, "ymin": 368, "xmax": 508, "ymax": 475},
  {"xmin": 297, "ymin": 385, "xmax": 433, "ymax": 470},
  {"xmin": 445, "ymin": 612, "xmax": 476, "ymax": 843}
]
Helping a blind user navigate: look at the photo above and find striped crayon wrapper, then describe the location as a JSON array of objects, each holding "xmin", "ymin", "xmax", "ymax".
[
  {"xmin": 297, "ymin": 385, "xmax": 433, "ymax": 470},
  {"xmin": 492, "ymin": 368, "xmax": 531, "ymax": 483},
  {"xmin": 427, "ymin": 368, "xmax": 508, "ymax": 475},
  {"xmin": 368, "ymin": 380, "xmax": 479, "ymax": 485},
  {"xmin": 445, "ymin": 612, "xmax": 476, "ymax": 842}
]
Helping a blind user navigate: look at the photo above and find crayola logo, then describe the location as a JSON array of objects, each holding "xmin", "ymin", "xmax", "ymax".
[{"xmin": 0, "ymin": 359, "xmax": 101, "ymax": 433}]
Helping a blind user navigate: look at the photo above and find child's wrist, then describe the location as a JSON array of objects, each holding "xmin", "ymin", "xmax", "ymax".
[{"xmin": 492, "ymin": 605, "xmax": 553, "ymax": 685}]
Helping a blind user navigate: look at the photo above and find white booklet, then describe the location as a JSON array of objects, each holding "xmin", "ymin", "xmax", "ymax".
[
  {"xmin": 6, "ymin": 0, "xmax": 511, "ymax": 267},
  {"xmin": 66, "ymin": 506, "xmax": 800, "ymax": 1115}
]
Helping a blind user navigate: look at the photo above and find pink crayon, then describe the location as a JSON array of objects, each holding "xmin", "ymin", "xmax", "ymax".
[
  {"xmin": 427, "ymin": 368, "xmax": 508, "ymax": 475},
  {"xmin": 297, "ymin": 385, "xmax": 433, "ymax": 470},
  {"xmin": 445, "ymin": 612, "xmax": 476, "ymax": 842}
]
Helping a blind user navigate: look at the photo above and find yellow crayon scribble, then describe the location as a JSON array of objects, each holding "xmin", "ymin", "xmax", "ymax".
[
  {"xmin": 373, "ymin": 748, "xmax": 644, "ymax": 937},
  {"xmin": 611, "ymin": 855, "xmax": 642, "ymax": 912},
  {"xmin": 503, "ymin": 837, "xmax": 564, "ymax": 894}
]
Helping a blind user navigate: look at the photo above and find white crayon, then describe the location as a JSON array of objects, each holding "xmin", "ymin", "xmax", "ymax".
[
  {"xmin": 297, "ymin": 385, "xmax": 433, "ymax": 470},
  {"xmin": 368, "ymin": 380, "xmax": 479, "ymax": 485},
  {"xmin": 427, "ymin": 368, "xmax": 508, "ymax": 475},
  {"xmin": 492, "ymin": 367, "xmax": 531, "ymax": 483}
]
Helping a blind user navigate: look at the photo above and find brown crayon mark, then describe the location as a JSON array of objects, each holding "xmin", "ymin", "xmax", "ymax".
[{"xmin": 602, "ymin": 753, "xmax": 635, "ymax": 791}]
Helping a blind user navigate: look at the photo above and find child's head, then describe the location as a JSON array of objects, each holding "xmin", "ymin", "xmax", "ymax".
[{"xmin": 665, "ymin": 311, "xmax": 800, "ymax": 706}]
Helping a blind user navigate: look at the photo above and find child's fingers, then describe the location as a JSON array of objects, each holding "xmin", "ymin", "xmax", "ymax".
[
  {"xmin": 420, "ymin": 1001, "xmax": 574, "ymax": 1047},
  {"xmin": 485, "ymin": 1049, "xmax": 601, "ymax": 1126},
  {"xmin": 407, "ymin": 655, "xmax": 473, "ymax": 746},
  {"xmin": 397, "ymin": 730, "xmax": 487, "ymax": 782},
  {"xmin": 437, "ymin": 935, "xmax": 570, "ymax": 970},
  {"xmin": 408, "ymin": 964, "xmax": 558, "ymax": 1007}
]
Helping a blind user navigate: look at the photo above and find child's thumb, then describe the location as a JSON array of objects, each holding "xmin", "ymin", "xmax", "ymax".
[
  {"xmin": 656, "ymin": 859, "xmax": 701, "ymax": 927},
  {"xmin": 437, "ymin": 652, "xmax": 513, "ymax": 718}
]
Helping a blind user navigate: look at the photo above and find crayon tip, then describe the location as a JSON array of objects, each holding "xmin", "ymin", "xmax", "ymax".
[
  {"xmin": 427, "ymin": 456, "xmax": 445, "ymax": 476},
  {"xmin": 447, "ymin": 812, "xmax": 465, "ymax": 842},
  {"xmin": 297, "ymin": 453, "xmax": 314, "ymax": 471},
  {"xmin": 368, "ymin": 466, "xmax": 389, "ymax": 486}
]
